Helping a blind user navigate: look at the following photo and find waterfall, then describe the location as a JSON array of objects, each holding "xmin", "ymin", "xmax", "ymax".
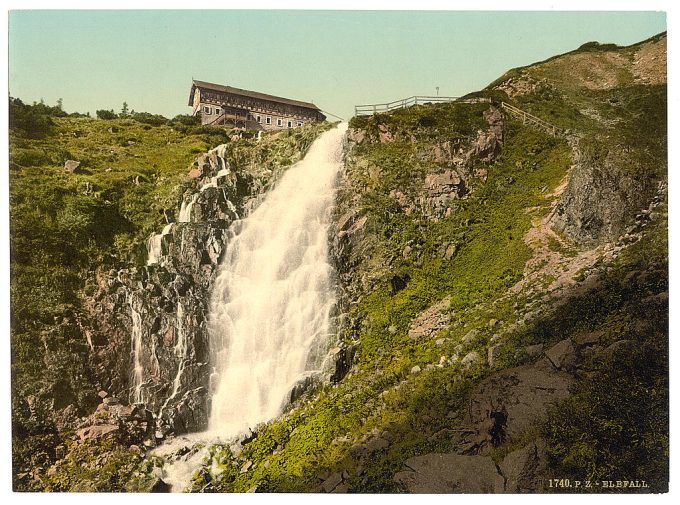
[
  {"xmin": 178, "ymin": 177, "xmax": 220, "ymax": 223},
  {"xmin": 129, "ymin": 296, "xmax": 144, "ymax": 404},
  {"xmin": 207, "ymin": 123, "xmax": 347, "ymax": 437},
  {"xmin": 178, "ymin": 194, "xmax": 198, "ymax": 223},
  {"xmin": 158, "ymin": 302, "xmax": 188, "ymax": 419},
  {"xmin": 155, "ymin": 124, "xmax": 347, "ymax": 491},
  {"xmin": 147, "ymin": 223, "xmax": 174, "ymax": 266}
]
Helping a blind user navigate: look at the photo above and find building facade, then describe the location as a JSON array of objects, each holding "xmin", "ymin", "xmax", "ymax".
[{"xmin": 188, "ymin": 80, "xmax": 326, "ymax": 130}]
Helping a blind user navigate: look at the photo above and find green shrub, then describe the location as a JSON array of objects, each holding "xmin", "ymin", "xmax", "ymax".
[{"xmin": 96, "ymin": 109, "xmax": 118, "ymax": 120}]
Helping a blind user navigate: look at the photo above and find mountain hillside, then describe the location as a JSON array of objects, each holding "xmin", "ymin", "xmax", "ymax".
[{"xmin": 9, "ymin": 33, "xmax": 667, "ymax": 493}]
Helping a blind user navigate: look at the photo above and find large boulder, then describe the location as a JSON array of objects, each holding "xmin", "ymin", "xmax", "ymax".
[
  {"xmin": 394, "ymin": 440, "xmax": 548, "ymax": 493},
  {"xmin": 468, "ymin": 357, "xmax": 573, "ymax": 442},
  {"xmin": 394, "ymin": 453, "xmax": 504, "ymax": 493},
  {"xmin": 552, "ymin": 140, "xmax": 660, "ymax": 246}
]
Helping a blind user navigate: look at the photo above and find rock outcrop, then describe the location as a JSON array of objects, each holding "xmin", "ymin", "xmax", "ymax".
[{"xmin": 551, "ymin": 140, "xmax": 662, "ymax": 245}]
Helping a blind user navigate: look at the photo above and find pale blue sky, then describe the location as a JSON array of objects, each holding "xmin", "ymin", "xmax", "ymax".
[{"xmin": 8, "ymin": 10, "xmax": 666, "ymax": 120}]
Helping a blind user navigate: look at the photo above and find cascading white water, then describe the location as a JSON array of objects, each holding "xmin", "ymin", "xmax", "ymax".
[
  {"xmin": 129, "ymin": 296, "xmax": 144, "ymax": 404},
  {"xmin": 155, "ymin": 124, "xmax": 347, "ymax": 491},
  {"xmin": 207, "ymin": 123, "xmax": 347, "ymax": 437},
  {"xmin": 158, "ymin": 302, "xmax": 188, "ymax": 419},
  {"xmin": 178, "ymin": 177, "xmax": 221, "ymax": 224},
  {"xmin": 178, "ymin": 194, "xmax": 199, "ymax": 223},
  {"xmin": 147, "ymin": 223, "xmax": 174, "ymax": 266}
]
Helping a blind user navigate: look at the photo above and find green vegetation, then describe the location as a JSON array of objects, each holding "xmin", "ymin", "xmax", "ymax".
[
  {"xmin": 9, "ymin": 97, "xmax": 332, "ymax": 490},
  {"xmin": 11, "ymin": 32, "xmax": 667, "ymax": 493},
  {"xmin": 191, "ymin": 104, "xmax": 576, "ymax": 492}
]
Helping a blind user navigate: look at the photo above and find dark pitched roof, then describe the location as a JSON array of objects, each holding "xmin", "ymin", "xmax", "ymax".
[{"xmin": 188, "ymin": 80, "xmax": 321, "ymax": 111}]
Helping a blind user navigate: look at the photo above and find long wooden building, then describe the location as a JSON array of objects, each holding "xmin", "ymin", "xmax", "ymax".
[{"xmin": 188, "ymin": 80, "xmax": 326, "ymax": 130}]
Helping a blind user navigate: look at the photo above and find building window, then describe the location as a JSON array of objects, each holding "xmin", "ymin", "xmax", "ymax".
[
  {"xmin": 277, "ymin": 118, "xmax": 283, "ymax": 127},
  {"xmin": 266, "ymin": 116, "xmax": 271, "ymax": 125},
  {"xmin": 297, "ymin": 121, "xmax": 303, "ymax": 127},
  {"xmin": 257, "ymin": 115, "xmax": 262, "ymax": 123},
  {"xmin": 203, "ymin": 105, "xmax": 212, "ymax": 114},
  {"xmin": 215, "ymin": 108, "xmax": 221, "ymax": 115},
  {"xmin": 287, "ymin": 120, "xmax": 293, "ymax": 128}
]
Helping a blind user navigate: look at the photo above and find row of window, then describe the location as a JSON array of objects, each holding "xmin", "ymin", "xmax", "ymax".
[
  {"xmin": 254, "ymin": 114, "xmax": 303, "ymax": 128},
  {"xmin": 201, "ymin": 105, "xmax": 304, "ymax": 128}
]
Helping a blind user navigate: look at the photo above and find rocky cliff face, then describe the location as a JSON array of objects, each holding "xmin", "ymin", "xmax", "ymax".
[
  {"xmin": 333, "ymin": 104, "xmax": 505, "ymax": 308},
  {"xmin": 83, "ymin": 146, "xmax": 254, "ymax": 440}
]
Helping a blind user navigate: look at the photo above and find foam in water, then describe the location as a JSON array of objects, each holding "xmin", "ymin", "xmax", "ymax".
[{"xmin": 208, "ymin": 123, "xmax": 347, "ymax": 436}]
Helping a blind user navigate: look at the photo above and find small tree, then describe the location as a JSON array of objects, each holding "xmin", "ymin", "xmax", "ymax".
[
  {"xmin": 56, "ymin": 98, "xmax": 63, "ymax": 110},
  {"xmin": 121, "ymin": 102, "xmax": 129, "ymax": 117}
]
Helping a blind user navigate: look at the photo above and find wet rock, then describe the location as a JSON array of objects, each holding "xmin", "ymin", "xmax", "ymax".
[
  {"xmin": 328, "ymin": 344, "xmax": 357, "ymax": 383},
  {"xmin": 289, "ymin": 372, "xmax": 320, "ymax": 403}
]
